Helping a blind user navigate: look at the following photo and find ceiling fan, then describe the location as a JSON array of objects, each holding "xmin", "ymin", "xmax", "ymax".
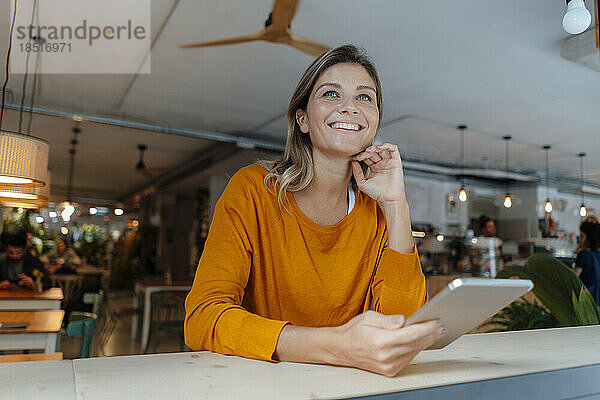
[
  {"xmin": 180, "ymin": 0, "xmax": 330, "ymax": 57},
  {"xmin": 135, "ymin": 144, "xmax": 168, "ymax": 177}
]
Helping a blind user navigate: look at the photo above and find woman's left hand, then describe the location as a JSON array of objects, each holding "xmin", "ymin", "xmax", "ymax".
[{"xmin": 351, "ymin": 143, "xmax": 406, "ymax": 205}]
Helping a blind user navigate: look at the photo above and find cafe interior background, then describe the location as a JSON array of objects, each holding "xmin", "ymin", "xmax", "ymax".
[{"xmin": 0, "ymin": 0, "xmax": 599, "ymax": 359}]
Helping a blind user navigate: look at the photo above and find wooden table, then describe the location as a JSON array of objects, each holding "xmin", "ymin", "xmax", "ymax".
[
  {"xmin": 1, "ymin": 326, "xmax": 598, "ymax": 399},
  {"xmin": 0, "ymin": 310, "xmax": 64, "ymax": 353},
  {"xmin": 131, "ymin": 279, "xmax": 191, "ymax": 350},
  {"xmin": 0, "ymin": 288, "xmax": 63, "ymax": 311},
  {"xmin": 0, "ymin": 352, "xmax": 63, "ymax": 363}
]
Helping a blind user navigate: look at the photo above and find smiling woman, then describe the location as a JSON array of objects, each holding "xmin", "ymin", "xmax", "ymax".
[{"xmin": 184, "ymin": 44, "xmax": 441, "ymax": 377}]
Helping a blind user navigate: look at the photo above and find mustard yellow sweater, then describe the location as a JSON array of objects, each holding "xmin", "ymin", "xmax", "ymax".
[{"xmin": 184, "ymin": 165, "xmax": 427, "ymax": 362}]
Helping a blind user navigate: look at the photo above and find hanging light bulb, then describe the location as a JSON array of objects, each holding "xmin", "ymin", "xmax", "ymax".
[
  {"xmin": 61, "ymin": 202, "xmax": 75, "ymax": 222},
  {"xmin": 457, "ymin": 125, "xmax": 468, "ymax": 202},
  {"xmin": 458, "ymin": 187, "xmax": 468, "ymax": 202},
  {"xmin": 503, "ymin": 194, "xmax": 513, "ymax": 208},
  {"xmin": 543, "ymin": 145, "xmax": 552, "ymax": 214},
  {"xmin": 578, "ymin": 153, "xmax": 587, "ymax": 219},
  {"xmin": 563, "ymin": 0, "xmax": 592, "ymax": 34},
  {"xmin": 544, "ymin": 199, "xmax": 553, "ymax": 213}
]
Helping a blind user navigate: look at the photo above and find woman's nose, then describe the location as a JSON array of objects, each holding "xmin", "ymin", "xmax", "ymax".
[{"xmin": 338, "ymin": 100, "xmax": 359, "ymax": 115}]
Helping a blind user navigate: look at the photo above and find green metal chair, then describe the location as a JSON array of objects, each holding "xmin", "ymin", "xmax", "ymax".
[
  {"xmin": 62, "ymin": 290, "xmax": 103, "ymax": 358},
  {"xmin": 65, "ymin": 312, "xmax": 98, "ymax": 358},
  {"xmin": 144, "ymin": 291, "xmax": 185, "ymax": 353}
]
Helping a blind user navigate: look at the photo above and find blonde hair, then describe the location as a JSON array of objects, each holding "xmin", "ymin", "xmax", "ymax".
[{"xmin": 256, "ymin": 44, "xmax": 383, "ymax": 211}]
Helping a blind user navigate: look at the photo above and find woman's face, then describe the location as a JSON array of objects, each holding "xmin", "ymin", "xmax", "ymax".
[{"xmin": 296, "ymin": 63, "xmax": 379, "ymax": 158}]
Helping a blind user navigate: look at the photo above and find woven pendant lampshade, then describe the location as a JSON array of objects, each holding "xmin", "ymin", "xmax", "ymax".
[
  {"xmin": 0, "ymin": 131, "xmax": 50, "ymax": 208},
  {"xmin": 0, "ymin": 130, "xmax": 49, "ymax": 186}
]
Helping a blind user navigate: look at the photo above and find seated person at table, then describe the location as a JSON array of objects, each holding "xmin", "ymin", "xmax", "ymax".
[
  {"xmin": 0, "ymin": 233, "xmax": 49, "ymax": 290},
  {"xmin": 40, "ymin": 239, "xmax": 82, "ymax": 274},
  {"xmin": 185, "ymin": 45, "xmax": 444, "ymax": 377},
  {"xmin": 574, "ymin": 220, "xmax": 600, "ymax": 306}
]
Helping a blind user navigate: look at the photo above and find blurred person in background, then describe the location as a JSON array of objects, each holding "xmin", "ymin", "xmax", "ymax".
[
  {"xmin": 0, "ymin": 232, "xmax": 49, "ymax": 290},
  {"xmin": 574, "ymin": 221, "xmax": 600, "ymax": 306},
  {"xmin": 40, "ymin": 239, "xmax": 82, "ymax": 274}
]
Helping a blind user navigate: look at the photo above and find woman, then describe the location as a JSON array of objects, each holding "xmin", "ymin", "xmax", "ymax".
[
  {"xmin": 185, "ymin": 45, "xmax": 444, "ymax": 377},
  {"xmin": 574, "ymin": 221, "xmax": 600, "ymax": 306}
]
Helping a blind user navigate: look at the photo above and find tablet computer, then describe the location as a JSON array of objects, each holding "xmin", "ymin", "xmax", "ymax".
[{"xmin": 406, "ymin": 278, "xmax": 533, "ymax": 349}]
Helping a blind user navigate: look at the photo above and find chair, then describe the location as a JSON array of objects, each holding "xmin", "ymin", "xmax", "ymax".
[
  {"xmin": 50, "ymin": 274, "xmax": 84, "ymax": 307},
  {"xmin": 98, "ymin": 290, "xmax": 141, "ymax": 355},
  {"xmin": 64, "ymin": 312, "xmax": 98, "ymax": 358},
  {"xmin": 144, "ymin": 291, "xmax": 186, "ymax": 353}
]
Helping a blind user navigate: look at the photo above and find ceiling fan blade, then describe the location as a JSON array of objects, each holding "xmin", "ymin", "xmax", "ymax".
[
  {"xmin": 279, "ymin": 31, "xmax": 329, "ymax": 57},
  {"xmin": 269, "ymin": 0, "xmax": 300, "ymax": 31},
  {"xmin": 180, "ymin": 31, "xmax": 265, "ymax": 49}
]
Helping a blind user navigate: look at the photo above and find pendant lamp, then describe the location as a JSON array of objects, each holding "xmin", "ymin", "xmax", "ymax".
[
  {"xmin": 0, "ymin": 0, "xmax": 49, "ymax": 208},
  {"xmin": 503, "ymin": 136, "xmax": 513, "ymax": 208},
  {"xmin": 543, "ymin": 145, "xmax": 552, "ymax": 214},
  {"xmin": 578, "ymin": 152, "xmax": 587, "ymax": 217},
  {"xmin": 457, "ymin": 125, "xmax": 468, "ymax": 202}
]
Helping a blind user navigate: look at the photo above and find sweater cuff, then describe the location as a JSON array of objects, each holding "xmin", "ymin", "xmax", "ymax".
[
  {"xmin": 216, "ymin": 308, "xmax": 290, "ymax": 363},
  {"xmin": 383, "ymin": 247, "xmax": 424, "ymax": 290}
]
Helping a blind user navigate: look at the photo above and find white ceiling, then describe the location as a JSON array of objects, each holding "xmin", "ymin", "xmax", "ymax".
[{"xmin": 1, "ymin": 0, "xmax": 599, "ymax": 203}]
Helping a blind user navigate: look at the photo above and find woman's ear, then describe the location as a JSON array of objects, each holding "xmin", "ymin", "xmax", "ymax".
[{"xmin": 296, "ymin": 109, "xmax": 309, "ymax": 134}]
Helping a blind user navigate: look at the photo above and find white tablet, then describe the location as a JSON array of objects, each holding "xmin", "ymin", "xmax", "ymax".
[{"xmin": 406, "ymin": 278, "xmax": 534, "ymax": 349}]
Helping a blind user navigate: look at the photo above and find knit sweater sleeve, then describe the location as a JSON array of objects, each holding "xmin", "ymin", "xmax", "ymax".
[
  {"xmin": 368, "ymin": 228, "xmax": 428, "ymax": 318},
  {"xmin": 184, "ymin": 169, "xmax": 290, "ymax": 362}
]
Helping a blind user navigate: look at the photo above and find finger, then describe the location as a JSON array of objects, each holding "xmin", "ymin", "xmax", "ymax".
[
  {"xmin": 377, "ymin": 143, "xmax": 401, "ymax": 160},
  {"xmin": 363, "ymin": 158, "xmax": 374, "ymax": 166},
  {"xmin": 367, "ymin": 153, "xmax": 383, "ymax": 163},
  {"xmin": 351, "ymin": 161, "xmax": 365, "ymax": 183},
  {"xmin": 394, "ymin": 320, "xmax": 444, "ymax": 345},
  {"xmin": 375, "ymin": 147, "xmax": 392, "ymax": 159},
  {"xmin": 363, "ymin": 312, "xmax": 406, "ymax": 330}
]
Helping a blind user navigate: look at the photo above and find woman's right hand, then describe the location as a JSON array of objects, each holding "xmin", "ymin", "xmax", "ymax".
[{"xmin": 334, "ymin": 310, "xmax": 445, "ymax": 377}]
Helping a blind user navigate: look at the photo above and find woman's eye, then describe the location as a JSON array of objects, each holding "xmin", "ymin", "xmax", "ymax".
[
  {"xmin": 357, "ymin": 94, "xmax": 372, "ymax": 101},
  {"xmin": 323, "ymin": 91, "xmax": 338, "ymax": 98}
]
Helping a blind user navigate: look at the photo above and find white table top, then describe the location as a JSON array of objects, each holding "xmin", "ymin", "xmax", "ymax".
[
  {"xmin": 70, "ymin": 326, "xmax": 599, "ymax": 400},
  {"xmin": 1, "ymin": 326, "xmax": 598, "ymax": 399},
  {"xmin": 0, "ymin": 360, "xmax": 75, "ymax": 400}
]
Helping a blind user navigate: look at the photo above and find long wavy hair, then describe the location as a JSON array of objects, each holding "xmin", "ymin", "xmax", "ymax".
[{"xmin": 255, "ymin": 44, "xmax": 384, "ymax": 212}]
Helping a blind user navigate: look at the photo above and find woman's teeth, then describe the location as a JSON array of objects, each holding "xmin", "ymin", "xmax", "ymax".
[{"xmin": 329, "ymin": 122, "xmax": 362, "ymax": 131}]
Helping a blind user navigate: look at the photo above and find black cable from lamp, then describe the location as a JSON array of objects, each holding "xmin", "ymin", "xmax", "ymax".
[
  {"xmin": 579, "ymin": 152, "xmax": 586, "ymax": 205},
  {"xmin": 544, "ymin": 145, "xmax": 551, "ymax": 201},
  {"xmin": 18, "ymin": 0, "xmax": 38, "ymax": 134},
  {"xmin": 0, "ymin": 0, "xmax": 18, "ymax": 132},
  {"xmin": 26, "ymin": 50, "xmax": 40, "ymax": 135},
  {"xmin": 503, "ymin": 135, "xmax": 512, "ymax": 195}
]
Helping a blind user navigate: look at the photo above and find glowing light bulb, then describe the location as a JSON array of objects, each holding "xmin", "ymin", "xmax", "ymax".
[
  {"xmin": 89, "ymin": 207, "xmax": 98, "ymax": 215},
  {"xmin": 48, "ymin": 211, "xmax": 57, "ymax": 218},
  {"xmin": 114, "ymin": 208, "xmax": 124, "ymax": 216},
  {"xmin": 436, "ymin": 234, "xmax": 444, "ymax": 242},
  {"xmin": 544, "ymin": 200, "xmax": 553, "ymax": 213},
  {"xmin": 35, "ymin": 216, "xmax": 44, "ymax": 224},
  {"xmin": 60, "ymin": 226, "xmax": 68, "ymax": 235},
  {"xmin": 579, "ymin": 204, "xmax": 587, "ymax": 217},
  {"xmin": 458, "ymin": 188, "xmax": 468, "ymax": 202},
  {"xmin": 503, "ymin": 195, "xmax": 512, "ymax": 209},
  {"xmin": 471, "ymin": 238, "xmax": 478, "ymax": 244}
]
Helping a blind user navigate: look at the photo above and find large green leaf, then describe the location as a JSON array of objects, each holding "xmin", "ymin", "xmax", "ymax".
[
  {"xmin": 574, "ymin": 288, "xmax": 600, "ymax": 325},
  {"xmin": 498, "ymin": 262, "xmax": 578, "ymax": 326},
  {"xmin": 497, "ymin": 253, "xmax": 600, "ymax": 327}
]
